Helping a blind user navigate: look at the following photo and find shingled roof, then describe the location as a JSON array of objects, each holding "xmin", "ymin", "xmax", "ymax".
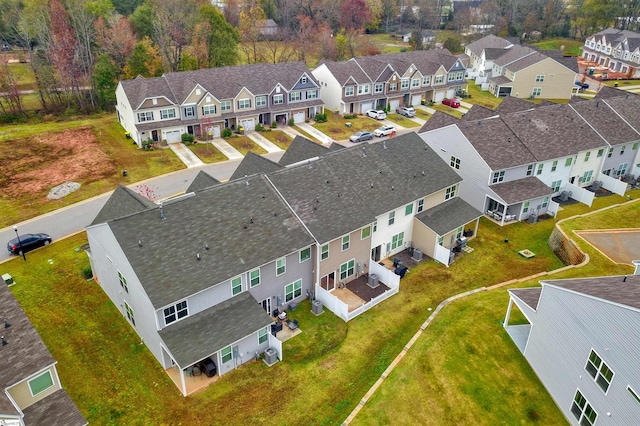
[
  {"xmin": 415, "ymin": 197, "xmax": 482, "ymax": 236},
  {"xmin": 278, "ymin": 136, "xmax": 332, "ymax": 166},
  {"xmin": 185, "ymin": 171, "xmax": 222, "ymax": 193},
  {"xmin": 494, "ymin": 96, "xmax": 537, "ymax": 114},
  {"xmin": 490, "ymin": 176, "xmax": 554, "ymax": 204},
  {"xmin": 542, "ymin": 274, "xmax": 640, "ymax": 310},
  {"xmin": 604, "ymin": 94, "xmax": 640, "ymax": 130},
  {"xmin": 509, "ymin": 287, "xmax": 542, "ymax": 310},
  {"xmin": 418, "ymin": 110, "xmax": 460, "ymax": 133},
  {"xmin": 91, "ymin": 185, "xmax": 156, "ymax": 226},
  {"xmin": 465, "ymin": 34, "xmax": 513, "ymax": 58},
  {"xmin": 230, "ymin": 151, "xmax": 282, "ymax": 181},
  {"xmin": 570, "ymin": 98, "xmax": 640, "ymax": 145},
  {"xmin": 462, "ymin": 104, "xmax": 498, "ymax": 121}
]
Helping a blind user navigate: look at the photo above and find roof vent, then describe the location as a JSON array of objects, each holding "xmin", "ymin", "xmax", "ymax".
[
  {"xmin": 205, "ymin": 243, "xmax": 209, "ymax": 250},
  {"xmin": 477, "ymin": 121, "xmax": 481, "ymax": 127},
  {"xmin": 308, "ymin": 160, "xmax": 312, "ymax": 169},
  {"xmin": 508, "ymin": 137, "xmax": 511, "ymax": 143},
  {"xmin": 4, "ymin": 319, "xmax": 10, "ymax": 329},
  {"xmin": 316, "ymin": 197, "xmax": 320, "ymax": 203},
  {"xmin": 362, "ymin": 147, "xmax": 366, "ymax": 157},
  {"xmin": 138, "ymin": 240, "xmax": 143, "ymax": 247},
  {"xmin": 244, "ymin": 175, "xmax": 249, "ymax": 186},
  {"xmin": 596, "ymin": 101, "xmax": 599, "ymax": 108},
  {"xmin": 325, "ymin": 180, "xmax": 329, "ymax": 184},
  {"xmin": 196, "ymin": 253, "xmax": 201, "ymax": 260},
  {"xmin": 383, "ymin": 140, "xmax": 387, "ymax": 149},
  {"xmin": 422, "ymin": 171, "xmax": 425, "ymax": 176},
  {"xmin": 391, "ymin": 185, "xmax": 395, "ymax": 191},
  {"xmin": 623, "ymin": 275, "xmax": 627, "ymax": 282},
  {"xmin": 274, "ymin": 212, "xmax": 277, "ymax": 216},
  {"xmin": 159, "ymin": 204, "xmax": 166, "ymax": 220},
  {"xmin": 250, "ymin": 216, "xmax": 254, "ymax": 224},
  {"xmin": 1, "ymin": 336, "xmax": 6, "ymax": 346},
  {"xmin": 370, "ymin": 182, "xmax": 374, "ymax": 188},
  {"xmin": 337, "ymin": 192, "xmax": 340, "ymax": 197}
]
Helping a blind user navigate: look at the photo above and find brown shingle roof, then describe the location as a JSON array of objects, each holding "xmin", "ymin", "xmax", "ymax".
[
  {"xmin": 570, "ymin": 98, "xmax": 640, "ymax": 145},
  {"xmin": 466, "ymin": 34, "xmax": 513, "ymax": 58},
  {"xmin": 543, "ymin": 274, "xmax": 640, "ymax": 310},
  {"xmin": 490, "ymin": 176, "xmax": 554, "ymax": 204},
  {"xmin": 509, "ymin": 287, "xmax": 542, "ymax": 310},
  {"xmin": 495, "ymin": 96, "xmax": 537, "ymax": 114},
  {"xmin": 418, "ymin": 111, "xmax": 460, "ymax": 133},
  {"xmin": 462, "ymin": 104, "xmax": 498, "ymax": 121}
]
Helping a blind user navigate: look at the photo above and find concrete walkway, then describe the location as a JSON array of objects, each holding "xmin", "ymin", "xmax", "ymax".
[
  {"xmin": 414, "ymin": 104, "xmax": 437, "ymax": 114},
  {"xmin": 279, "ymin": 127, "xmax": 304, "ymax": 140},
  {"xmin": 211, "ymin": 138, "xmax": 244, "ymax": 160},
  {"xmin": 616, "ymin": 84, "xmax": 640, "ymax": 93},
  {"xmin": 246, "ymin": 132, "xmax": 283, "ymax": 153},
  {"xmin": 295, "ymin": 122, "xmax": 334, "ymax": 144},
  {"xmin": 167, "ymin": 142, "xmax": 204, "ymax": 168}
]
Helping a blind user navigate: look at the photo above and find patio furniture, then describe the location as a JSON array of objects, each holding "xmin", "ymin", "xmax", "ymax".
[
  {"xmin": 278, "ymin": 311, "xmax": 287, "ymax": 320},
  {"xmin": 271, "ymin": 321, "xmax": 283, "ymax": 335},
  {"xmin": 289, "ymin": 320, "xmax": 299, "ymax": 330}
]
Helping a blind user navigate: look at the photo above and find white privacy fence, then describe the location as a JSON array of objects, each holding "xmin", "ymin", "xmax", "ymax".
[
  {"xmin": 268, "ymin": 333, "xmax": 283, "ymax": 361},
  {"xmin": 564, "ymin": 182, "xmax": 595, "ymax": 207},
  {"xmin": 598, "ymin": 173, "xmax": 628, "ymax": 196}
]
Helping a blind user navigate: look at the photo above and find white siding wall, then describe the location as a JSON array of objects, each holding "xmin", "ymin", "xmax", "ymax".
[
  {"xmin": 571, "ymin": 149, "xmax": 609, "ymax": 187},
  {"xmin": 537, "ymin": 156, "xmax": 575, "ymax": 193},
  {"xmin": 371, "ymin": 201, "xmax": 418, "ymax": 260},
  {"xmin": 115, "ymin": 84, "xmax": 138, "ymax": 142},
  {"xmin": 524, "ymin": 286, "xmax": 640, "ymax": 425},
  {"xmin": 311, "ymin": 65, "xmax": 343, "ymax": 112}
]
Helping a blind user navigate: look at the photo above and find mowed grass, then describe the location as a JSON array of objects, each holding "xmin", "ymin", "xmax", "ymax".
[
  {"xmin": 465, "ymin": 82, "xmax": 503, "ymax": 109},
  {"xmin": 187, "ymin": 142, "xmax": 227, "ymax": 163},
  {"xmin": 532, "ymin": 38, "xmax": 583, "ymax": 56},
  {"xmin": 224, "ymin": 135, "xmax": 268, "ymax": 156},
  {"xmin": 258, "ymin": 129, "xmax": 293, "ymax": 150},
  {"xmin": 385, "ymin": 113, "xmax": 421, "ymax": 128},
  {"xmin": 313, "ymin": 111, "xmax": 380, "ymax": 141}
]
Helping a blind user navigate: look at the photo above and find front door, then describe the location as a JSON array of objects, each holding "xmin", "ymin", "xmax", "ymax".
[
  {"xmin": 151, "ymin": 130, "xmax": 158, "ymax": 142},
  {"xmin": 371, "ymin": 245, "xmax": 381, "ymax": 262},
  {"xmin": 321, "ymin": 272, "xmax": 335, "ymax": 291}
]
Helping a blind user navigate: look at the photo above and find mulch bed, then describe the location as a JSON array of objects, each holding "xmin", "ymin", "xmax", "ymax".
[{"xmin": 346, "ymin": 275, "xmax": 389, "ymax": 301}]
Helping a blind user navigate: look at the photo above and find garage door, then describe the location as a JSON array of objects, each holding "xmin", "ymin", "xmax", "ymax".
[
  {"xmin": 360, "ymin": 102, "xmax": 373, "ymax": 113},
  {"xmin": 165, "ymin": 130, "xmax": 181, "ymax": 143},
  {"xmin": 434, "ymin": 91, "xmax": 445, "ymax": 103},
  {"xmin": 208, "ymin": 126, "xmax": 220, "ymax": 138},
  {"xmin": 241, "ymin": 119, "xmax": 255, "ymax": 131},
  {"xmin": 390, "ymin": 100, "xmax": 400, "ymax": 111},
  {"xmin": 446, "ymin": 88, "xmax": 455, "ymax": 98},
  {"xmin": 293, "ymin": 112, "xmax": 305, "ymax": 123},
  {"xmin": 411, "ymin": 95, "xmax": 422, "ymax": 106}
]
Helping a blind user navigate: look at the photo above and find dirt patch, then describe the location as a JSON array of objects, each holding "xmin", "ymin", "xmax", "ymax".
[{"xmin": 0, "ymin": 127, "xmax": 116, "ymax": 199}]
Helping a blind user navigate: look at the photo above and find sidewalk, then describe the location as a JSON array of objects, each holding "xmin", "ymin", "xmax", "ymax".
[
  {"xmin": 167, "ymin": 142, "xmax": 204, "ymax": 168},
  {"xmin": 246, "ymin": 132, "xmax": 283, "ymax": 153},
  {"xmin": 295, "ymin": 122, "xmax": 334, "ymax": 144},
  {"xmin": 211, "ymin": 138, "xmax": 244, "ymax": 160},
  {"xmin": 414, "ymin": 104, "xmax": 437, "ymax": 115}
]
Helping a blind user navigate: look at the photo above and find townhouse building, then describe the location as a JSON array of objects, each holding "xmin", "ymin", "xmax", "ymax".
[{"xmin": 582, "ymin": 28, "xmax": 640, "ymax": 78}]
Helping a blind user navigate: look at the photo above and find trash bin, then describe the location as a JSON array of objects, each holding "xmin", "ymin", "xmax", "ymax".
[{"xmin": 312, "ymin": 300, "xmax": 323, "ymax": 315}]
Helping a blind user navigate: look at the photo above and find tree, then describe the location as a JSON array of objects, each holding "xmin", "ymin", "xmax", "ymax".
[
  {"xmin": 149, "ymin": 0, "xmax": 197, "ymax": 73},
  {"xmin": 442, "ymin": 36, "xmax": 461, "ymax": 53},
  {"xmin": 130, "ymin": 4, "xmax": 154, "ymax": 39},
  {"xmin": 239, "ymin": 6, "xmax": 267, "ymax": 64},
  {"xmin": 92, "ymin": 53, "xmax": 118, "ymax": 109},
  {"xmin": 0, "ymin": 58, "xmax": 24, "ymax": 117},
  {"xmin": 94, "ymin": 14, "xmax": 136, "ymax": 72},
  {"xmin": 112, "ymin": 0, "xmax": 143, "ymax": 15},
  {"xmin": 379, "ymin": 0, "xmax": 398, "ymax": 33},
  {"xmin": 293, "ymin": 15, "xmax": 316, "ymax": 64},
  {"xmin": 365, "ymin": 0, "xmax": 383, "ymax": 32},
  {"xmin": 123, "ymin": 36, "xmax": 163, "ymax": 78},
  {"xmin": 339, "ymin": 0, "xmax": 371, "ymax": 31},
  {"xmin": 198, "ymin": 5, "xmax": 240, "ymax": 67}
]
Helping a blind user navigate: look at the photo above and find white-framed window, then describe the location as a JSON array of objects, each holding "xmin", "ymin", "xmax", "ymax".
[
  {"xmin": 447, "ymin": 73, "xmax": 456, "ymax": 82},
  {"xmin": 551, "ymin": 160, "xmax": 558, "ymax": 171},
  {"xmin": 231, "ymin": 276, "xmax": 242, "ymax": 295},
  {"xmin": 285, "ymin": 279, "xmax": 302, "ymax": 302},
  {"xmin": 255, "ymin": 96, "xmax": 267, "ymax": 107},
  {"xmin": 535, "ymin": 74, "xmax": 545, "ymax": 82},
  {"xmin": 633, "ymin": 142, "xmax": 639, "ymax": 151},
  {"xmin": 160, "ymin": 109, "xmax": 176, "ymax": 119},
  {"xmin": 202, "ymin": 105, "xmax": 216, "ymax": 115},
  {"xmin": 307, "ymin": 90, "xmax": 318, "ymax": 99},
  {"xmin": 570, "ymin": 390, "xmax": 597, "ymax": 426},
  {"xmin": 450, "ymin": 156, "xmax": 460, "ymax": 169},
  {"xmin": 124, "ymin": 301, "xmax": 135, "ymax": 326},
  {"xmin": 250, "ymin": 268, "xmax": 260, "ymax": 287},
  {"xmin": 417, "ymin": 199, "xmax": 424, "ymax": 213},
  {"xmin": 273, "ymin": 94, "xmax": 284, "ymax": 104},
  {"xmin": 607, "ymin": 148, "xmax": 613, "ymax": 158},
  {"xmin": 388, "ymin": 211, "xmax": 395, "ymax": 225},
  {"xmin": 456, "ymin": 226, "xmax": 463, "ymax": 239},
  {"xmin": 551, "ymin": 180, "xmax": 561, "ymax": 192},
  {"xmin": 221, "ymin": 345, "xmax": 232, "ymax": 363},
  {"xmin": 492, "ymin": 171, "xmax": 505, "ymax": 183},
  {"xmin": 445, "ymin": 185, "xmax": 456, "ymax": 200},
  {"xmin": 345, "ymin": 86, "xmax": 355, "ymax": 96},
  {"xmin": 118, "ymin": 271, "xmax": 128, "ymax": 293},
  {"xmin": 532, "ymin": 87, "xmax": 541, "ymax": 96},
  {"xmin": 582, "ymin": 170, "xmax": 593, "ymax": 183},
  {"xmin": 258, "ymin": 326, "xmax": 268, "ymax": 344},
  {"xmin": 542, "ymin": 196, "xmax": 549, "ymax": 207},
  {"xmin": 301, "ymin": 76, "xmax": 307, "ymax": 84},
  {"xmin": 434, "ymin": 75, "xmax": 444, "ymax": 84},
  {"xmin": 400, "ymin": 79, "xmax": 409, "ymax": 89},
  {"xmin": 357, "ymin": 84, "xmax": 370, "ymax": 94},
  {"xmin": 585, "ymin": 349, "xmax": 614, "ymax": 393},
  {"xmin": 339, "ymin": 259, "xmax": 355, "ymax": 280},
  {"xmin": 526, "ymin": 164, "xmax": 534, "ymax": 176},
  {"xmin": 342, "ymin": 235, "xmax": 350, "ymax": 251},
  {"xmin": 374, "ymin": 83, "xmax": 384, "ymax": 93},
  {"xmin": 361, "ymin": 225, "xmax": 371, "ymax": 239},
  {"xmin": 537, "ymin": 164, "xmax": 543, "ymax": 175},
  {"xmin": 565, "ymin": 157, "xmax": 573, "ymax": 166},
  {"xmin": 237, "ymin": 98, "xmax": 251, "ymax": 109},
  {"xmin": 405, "ymin": 203, "xmax": 413, "ymax": 215},
  {"xmin": 523, "ymin": 201, "xmax": 530, "ymax": 213},
  {"xmin": 617, "ymin": 163, "xmax": 628, "ymax": 176},
  {"xmin": 629, "ymin": 386, "xmax": 640, "ymax": 405},
  {"xmin": 391, "ymin": 232, "xmax": 404, "ymax": 250},
  {"xmin": 620, "ymin": 145, "xmax": 626, "ymax": 155},
  {"xmin": 422, "ymin": 76, "xmax": 431, "ymax": 85},
  {"xmin": 321, "ymin": 244, "xmax": 329, "ymax": 260},
  {"xmin": 164, "ymin": 300, "xmax": 188, "ymax": 325},
  {"xmin": 137, "ymin": 111, "xmax": 153, "ymax": 122},
  {"xmin": 300, "ymin": 247, "xmax": 311, "ymax": 262},
  {"xmin": 28, "ymin": 371, "xmax": 55, "ymax": 396},
  {"xmin": 221, "ymin": 100, "xmax": 231, "ymax": 112},
  {"xmin": 585, "ymin": 151, "xmax": 591, "ymax": 162},
  {"xmin": 289, "ymin": 91, "xmax": 301, "ymax": 102},
  {"xmin": 183, "ymin": 106, "xmax": 195, "ymax": 118},
  {"xmin": 276, "ymin": 257, "xmax": 286, "ymax": 275},
  {"xmin": 388, "ymin": 82, "xmax": 398, "ymax": 91},
  {"xmin": 437, "ymin": 236, "xmax": 444, "ymax": 246},
  {"xmin": 411, "ymin": 78, "xmax": 420, "ymax": 88}
]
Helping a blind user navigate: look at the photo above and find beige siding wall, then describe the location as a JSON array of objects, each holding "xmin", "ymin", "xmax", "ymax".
[
  {"xmin": 318, "ymin": 227, "xmax": 371, "ymax": 284},
  {"xmin": 511, "ymin": 58, "xmax": 575, "ymax": 99},
  {"xmin": 7, "ymin": 366, "xmax": 60, "ymax": 410},
  {"xmin": 234, "ymin": 88, "xmax": 255, "ymax": 112},
  {"xmin": 184, "ymin": 86, "xmax": 205, "ymax": 105},
  {"xmin": 412, "ymin": 219, "xmax": 437, "ymax": 258}
]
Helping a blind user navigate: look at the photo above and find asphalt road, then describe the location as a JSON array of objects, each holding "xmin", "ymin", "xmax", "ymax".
[{"xmin": 0, "ymin": 152, "xmax": 284, "ymax": 263}]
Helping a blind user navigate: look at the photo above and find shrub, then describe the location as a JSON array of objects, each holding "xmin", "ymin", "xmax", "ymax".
[
  {"xmin": 82, "ymin": 266, "xmax": 93, "ymax": 279},
  {"xmin": 344, "ymin": 113, "xmax": 357, "ymax": 119},
  {"xmin": 271, "ymin": 121, "xmax": 278, "ymax": 128},
  {"xmin": 315, "ymin": 113, "xmax": 328, "ymax": 123},
  {"xmin": 222, "ymin": 128, "xmax": 232, "ymax": 138},
  {"xmin": 181, "ymin": 133, "xmax": 195, "ymax": 144},
  {"xmin": 288, "ymin": 118, "xmax": 294, "ymax": 126},
  {"xmin": 255, "ymin": 123, "xmax": 265, "ymax": 132}
]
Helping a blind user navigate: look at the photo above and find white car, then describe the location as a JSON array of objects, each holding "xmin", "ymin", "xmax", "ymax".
[
  {"xmin": 366, "ymin": 109, "xmax": 387, "ymax": 120},
  {"xmin": 373, "ymin": 125, "xmax": 396, "ymax": 137},
  {"xmin": 396, "ymin": 106, "xmax": 416, "ymax": 117}
]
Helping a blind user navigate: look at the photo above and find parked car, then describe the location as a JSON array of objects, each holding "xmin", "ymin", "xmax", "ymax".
[
  {"xmin": 575, "ymin": 81, "xmax": 589, "ymax": 90},
  {"xmin": 374, "ymin": 125, "xmax": 396, "ymax": 137},
  {"xmin": 7, "ymin": 233, "xmax": 52, "ymax": 255},
  {"xmin": 365, "ymin": 109, "xmax": 387, "ymax": 120},
  {"xmin": 442, "ymin": 98, "xmax": 460, "ymax": 108},
  {"xmin": 396, "ymin": 106, "xmax": 416, "ymax": 117},
  {"xmin": 199, "ymin": 356, "xmax": 217, "ymax": 377},
  {"xmin": 349, "ymin": 131, "xmax": 374, "ymax": 142}
]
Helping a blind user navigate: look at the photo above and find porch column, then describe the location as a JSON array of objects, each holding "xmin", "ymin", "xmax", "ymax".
[
  {"xmin": 473, "ymin": 218, "xmax": 479, "ymax": 239},
  {"xmin": 180, "ymin": 367, "xmax": 187, "ymax": 397},
  {"xmin": 503, "ymin": 298, "xmax": 514, "ymax": 328}
]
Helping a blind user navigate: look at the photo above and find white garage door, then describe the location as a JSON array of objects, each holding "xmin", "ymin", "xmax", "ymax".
[
  {"xmin": 411, "ymin": 95, "xmax": 422, "ymax": 106},
  {"xmin": 208, "ymin": 126, "xmax": 220, "ymax": 138},
  {"xmin": 390, "ymin": 100, "xmax": 400, "ymax": 111},
  {"xmin": 293, "ymin": 112, "xmax": 305, "ymax": 123},
  {"xmin": 434, "ymin": 91, "xmax": 445, "ymax": 103},
  {"xmin": 241, "ymin": 119, "xmax": 255, "ymax": 131},
  {"xmin": 446, "ymin": 88, "xmax": 455, "ymax": 98},
  {"xmin": 360, "ymin": 102, "xmax": 373, "ymax": 113},
  {"xmin": 165, "ymin": 130, "xmax": 181, "ymax": 143}
]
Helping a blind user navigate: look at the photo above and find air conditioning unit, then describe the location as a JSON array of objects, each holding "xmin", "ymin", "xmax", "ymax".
[
  {"xmin": 367, "ymin": 273, "xmax": 379, "ymax": 288},
  {"xmin": 528, "ymin": 212, "xmax": 538, "ymax": 224},
  {"xmin": 412, "ymin": 248, "xmax": 423, "ymax": 261}
]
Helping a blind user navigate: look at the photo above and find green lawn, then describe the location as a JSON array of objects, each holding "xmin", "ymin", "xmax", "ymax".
[
  {"xmin": 9, "ymin": 62, "xmax": 38, "ymax": 91},
  {"xmin": 313, "ymin": 111, "xmax": 380, "ymax": 141},
  {"xmin": 464, "ymin": 82, "xmax": 503, "ymax": 109},
  {"xmin": 531, "ymin": 38, "xmax": 583, "ymax": 56},
  {"xmin": 430, "ymin": 104, "xmax": 465, "ymax": 118},
  {"xmin": 187, "ymin": 142, "xmax": 227, "ymax": 164},
  {"xmin": 224, "ymin": 135, "xmax": 267, "ymax": 156},
  {"xmin": 604, "ymin": 79, "xmax": 640, "ymax": 86},
  {"xmin": 258, "ymin": 129, "xmax": 293, "ymax": 150},
  {"xmin": 385, "ymin": 113, "xmax": 421, "ymax": 128}
]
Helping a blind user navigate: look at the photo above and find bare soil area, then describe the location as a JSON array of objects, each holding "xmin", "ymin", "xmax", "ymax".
[{"xmin": 0, "ymin": 127, "xmax": 116, "ymax": 199}]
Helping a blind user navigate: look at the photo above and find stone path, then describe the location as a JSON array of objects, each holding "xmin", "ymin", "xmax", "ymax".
[
  {"xmin": 246, "ymin": 131, "xmax": 282, "ymax": 153},
  {"xmin": 167, "ymin": 142, "xmax": 204, "ymax": 168},
  {"xmin": 211, "ymin": 138, "xmax": 243, "ymax": 160}
]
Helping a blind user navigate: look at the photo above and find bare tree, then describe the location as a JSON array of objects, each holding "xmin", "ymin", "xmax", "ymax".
[
  {"xmin": 150, "ymin": 0, "xmax": 197, "ymax": 73},
  {"xmin": 94, "ymin": 14, "xmax": 136, "ymax": 72}
]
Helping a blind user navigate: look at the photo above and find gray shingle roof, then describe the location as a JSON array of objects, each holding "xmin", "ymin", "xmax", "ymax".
[
  {"xmin": 320, "ymin": 60, "xmax": 370, "ymax": 86},
  {"xmin": 509, "ymin": 287, "xmax": 541, "ymax": 310},
  {"xmin": 466, "ymin": 34, "xmax": 513, "ymax": 58},
  {"xmin": 489, "ymin": 75, "xmax": 512, "ymax": 85},
  {"xmin": 503, "ymin": 50, "xmax": 548, "ymax": 72},
  {"xmin": 418, "ymin": 111, "xmax": 460, "ymax": 133},
  {"xmin": 593, "ymin": 85, "xmax": 627, "ymax": 100},
  {"xmin": 185, "ymin": 171, "xmax": 221, "ymax": 193},
  {"xmin": 542, "ymin": 274, "xmax": 640, "ymax": 310},
  {"xmin": 604, "ymin": 94, "xmax": 640, "ymax": 131},
  {"xmin": 90, "ymin": 185, "xmax": 157, "ymax": 226},
  {"xmin": 490, "ymin": 176, "xmax": 554, "ymax": 204},
  {"xmin": 108, "ymin": 175, "xmax": 314, "ymax": 308},
  {"xmin": 415, "ymin": 197, "xmax": 482, "ymax": 235},
  {"xmin": 267, "ymin": 159, "xmax": 376, "ymax": 244},
  {"xmin": 495, "ymin": 96, "xmax": 537, "ymax": 114},
  {"xmin": 22, "ymin": 389, "xmax": 87, "ymax": 426},
  {"xmin": 570, "ymin": 99, "xmax": 640, "ymax": 145},
  {"xmin": 493, "ymin": 45, "xmax": 537, "ymax": 67},
  {"xmin": 230, "ymin": 151, "xmax": 282, "ymax": 181},
  {"xmin": 158, "ymin": 292, "xmax": 273, "ymax": 367},
  {"xmin": 278, "ymin": 136, "xmax": 332, "ymax": 166},
  {"xmin": 461, "ymin": 104, "xmax": 498, "ymax": 121}
]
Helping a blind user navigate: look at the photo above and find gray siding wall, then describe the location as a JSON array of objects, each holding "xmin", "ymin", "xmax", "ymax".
[
  {"xmin": 601, "ymin": 142, "xmax": 639, "ymax": 177},
  {"xmin": 524, "ymin": 286, "xmax": 640, "ymax": 425},
  {"xmin": 420, "ymin": 126, "xmax": 492, "ymax": 213},
  {"xmin": 215, "ymin": 326, "xmax": 270, "ymax": 377}
]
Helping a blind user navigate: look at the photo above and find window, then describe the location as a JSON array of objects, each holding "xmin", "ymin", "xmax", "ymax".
[
  {"xmin": 357, "ymin": 84, "xmax": 370, "ymax": 94},
  {"xmin": 450, "ymin": 156, "xmax": 460, "ymax": 169},
  {"xmin": 570, "ymin": 390, "xmax": 597, "ymax": 426},
  {"xmin": 535, "ymin": 74, "xmax": 545, "ymax": 82},
  {"xmin": 633, "ymin": 142, "xmax": 639, "ymax": 151},
  {"xmin": 373, "ymin": 221, "xmax": 377, "ymax": 232},
  {"xmin": 345, "ymin": 86, "xmax": 355, "ymax": 96},
  {"xmin": 423, "ymin": 76, "xmax": 431, "ymax": 85},
  {"xmin": 405, "ymin": 203, "xmax": 413, "ymax": 216},
  {"xmin": 526, "ymin": 165, "xmax": 534, "ymax": 176},
  {"xmin": 400, "ymin": 79, "xmax": 409, "ymax": 89},
  {"xmin": 620, "ymin": 145, "xmax": 626, "ymax": 155},
  {"xmin": 388, "ymin": 211, "xmax": 395, "ymax": 225},
  {"xmin": 237, "ymin": 98, "xmax": 251, "ymax": 109},
  {"xmin": 276, "ymin": 257, "xmax": 286, "ymax": 275},
  {"xmin": 492, "ymin": 171, "xmax": 505, "ymax": 183},
  {"xmin": 582, "ymin": 170, "xmax": 593, "ymax": 183},
  {"xmin": 456, "ymin": 226, "xmax": 463, "ymax": 239},
  {"xmin": 445, "ymin": 185, "xmax": 456, "ymax": 200},
  {"xmin": 417, "ymin": 199, "xmax": 424, "ymax": 213},
  {"xmin": 551, "ymin": 160, "xmax": 558, "ymax": 172},
  {"xmin": 255, "ymin": 96, "xmax": 267, "ymax": 107},
  {"xmin": 289, "ymin": 91, "xmax": 301, "ymax": 102},
  {"xmin": 137, "ymin": 111, "xmax": 153, "ymax": 122},
  {"xmin": 388, "ymin": 82, "xmax": 398, "ymax": 91},
  {"xmin": 434, "ymin": 75, "xmax": 444, "ymax": 84},
  {"xmin": 321, "ymin": 244, "xmax": 329, "ymax": 260},
  {"xmin": 608, "ymin": 148, "xmax": 613, "ymax": 158},
  {"xmin": 586, "ymin": 349, "xmax": 614, "ymax": 393},
  {"xmin": 221, "ymin": 346, "xmax": 232, "ymax": 363},
  {"xmin": 307, "ymin": 90, "xmax": 318, "ymax": 99},
  {"xmin": 160, "ymin": 109, "xmax": 176, "ymax": 119},
  {"xmin": 629, "ymin": 386, "xmax": 640, "ymax": 405},
  {"xmin": 551, "ymin": 180, "xmax": 561, "ymax": 192},
  {"xmin": 285, "ymin": 280, "xmax": 302, "ymax": 302},
  {"xmin": 125, "ymin": 301, "xmax": 135, "ymax": 326},
  {"xmin": 537, "ymin": 164, "xmax": 543, "ymax": 175},
  {"xmin": 447, "ymin": 73, "xmax": 456, "ymax": 82},
  {"xmin": 361, "ymin": 226, "xmax": 371, "ymax": 239},
  {"xmin": 437, "ymin": 236, "xmax": 444, "ymax": 246},
  {"xmin": 221, "ymin": 100, "xmax": 231, "ymax": 112},
  {"xmin": 617, "ymin": 163, "xmax": 628, "ymax": 176},
  {"xmin": 28, "ymin": 371, "xmax": 54, "ymax": 396},
  {"xmin": 231, "ymin": 276, "xmax": 242, "ymax": 295},
  {"xmin": 411, "ymin": 78, "xmax": 420, "ymax": 88},
  {"xmin": 164, "ymin": 301, "xmax": 188, "ymax": 325},
  {"xmin": 523, "ymin": 201, "xmax": 530, "ymax": 213},
  {"xmin": 374, "ymin": 83, "xmax": 384, "ymax": 93},
  {"xmin": 391, "ymin": 232, "xmax": 404, "ymax": 250},
  {"xmin": 542, "ymin": 196, "xmax": 549, "ymax": 208},
  {"xmin": 301, "ymin": 76, "xmax": 307, "ymax": 84},
  {"xmin": 565, "ymin": 157, "xmax": 573, "ymax": 166},
  {"xmin": 596, "ymin": 148, "xmax": 604, "ymax": 157},
  {"xmin": 183, "ymin": 106, "xmax": 195, "ymax": 118},
  {"xmin": 118, "ymin": 271, "xmax": 128, "ymax": 293},
  {"xmin": 339, "ymin": 259, "xmax": 355, "ymax": 280},
  {"xmin": 250, "ymin": 268, "xmax": 260, "ymax": 287},
  {"xmin": 300, "ymin": 247, "xmax": 311, "ymax": 262},
  {"xmin": 342, "ymin": 235, "xmax": 350, "ymax": 251},
  {"xmin": 202, "ymin": 105, "xmax": 216, "ymax": 115},
  {"xmin": 273, "ymin": 94, "xmax": 283, "ymax": 104},
  {"xmin": 584, "ymin": 151, "xmax": 591, "ymax": 162},
  {"xmin": 532, "ymin": 87, "xmax": 541, "ymax": 96},
  {"xmin": 258, "ymin": 326, "xmax": 268, "ymax": 344}
]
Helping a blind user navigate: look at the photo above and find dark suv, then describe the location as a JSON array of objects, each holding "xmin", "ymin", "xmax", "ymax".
[{"xmin": 7, "ymin": 233, "xmax": 52, "ymax": 255}]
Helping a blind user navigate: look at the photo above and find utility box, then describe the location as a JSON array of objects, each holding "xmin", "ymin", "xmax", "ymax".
[
  {"xmin": 264, "ymin": 348, "xmax": 277, "ymax": 366},
  {"xmin": 312, "ymin": 300, "xmax": 324, "ymax": 315},
  {"xmin": 2, "ymin": 274, "xmax": 13, "ymax": 285}
]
